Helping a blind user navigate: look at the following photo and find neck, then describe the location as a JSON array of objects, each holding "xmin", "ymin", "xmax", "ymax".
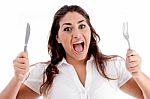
[{"xmin": 66, "ymin": 57, "xmax": 87, "ymax": 68}]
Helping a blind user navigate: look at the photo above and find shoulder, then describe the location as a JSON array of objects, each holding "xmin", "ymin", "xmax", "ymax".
[
  {"xmin": 27, "ymin": 61, "xmax": 50, "ymax": 76},
  {"xmin": 30, "ymin": 61, "xmax": 50, "ymax": 70},
  {"xmin": 105, "ymin": 56, "xmax": 125, "ymax": 66},
  {"xmin": 104, "ymin": 56, "xmax": 126, "ymax": 77}
]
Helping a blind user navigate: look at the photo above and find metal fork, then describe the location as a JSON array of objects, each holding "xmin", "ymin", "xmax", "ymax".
[{"xmin": 123, "ymin": 22, "xmax": 131, "ymax": 49}]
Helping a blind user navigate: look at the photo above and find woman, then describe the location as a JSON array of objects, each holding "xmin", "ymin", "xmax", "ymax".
[{"xmin": 0, "ymin": 5, "xmax": 150, "ymax": 99}]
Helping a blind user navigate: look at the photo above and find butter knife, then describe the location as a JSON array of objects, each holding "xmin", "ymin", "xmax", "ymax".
[{"xmin": 24, "ymin": 23, "xmax": 30, "ymax": 52}]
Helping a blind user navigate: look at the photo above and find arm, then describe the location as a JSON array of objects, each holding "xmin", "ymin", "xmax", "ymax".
[
  {"xmin": 134, "ymin": 72, "xmax": 150, "ymax": 99},
  {"xmin": 16, "ymin": 84, "xmax": 40, "ymax": 99},
  {"xmin": 0, "ymin": 77, "xmax": 22, "ymax": 99},
  {"xmin": 120, "ymin": 77, "xmax": 144, "ymax": 99},
  {"xmin": 120, "ymin": 49, "xmax": 150, "ymax": 99},
  {"xmin": 0, "ymin": 77, "xmax": 39, "ymax": 99},
  {"xmin": 0, "ymin": 52, "xmax": 40, "ymax": 99}
]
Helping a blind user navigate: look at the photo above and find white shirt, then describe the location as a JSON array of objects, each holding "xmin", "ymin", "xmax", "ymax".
[{"xmin": 24, "ymin": 57, "xmax": 132, "ymax": 99}]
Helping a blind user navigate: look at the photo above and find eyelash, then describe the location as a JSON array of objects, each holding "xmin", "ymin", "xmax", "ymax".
[
  {"xmin": 64, "ymin": 27, "xmax": 72, "ymax": 32},
  {"xmin": 79, "ymin": 24, "xmax": 86, "ymax": 29},
  {"xmin": 63, "ymin": 24, "xmax": 86, "ymax": 32}
]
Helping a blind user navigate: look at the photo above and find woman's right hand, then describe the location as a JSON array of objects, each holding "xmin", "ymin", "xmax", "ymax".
[{"xmin": 13, "ymin": 52, "xmax": 29, "ymax": 81}]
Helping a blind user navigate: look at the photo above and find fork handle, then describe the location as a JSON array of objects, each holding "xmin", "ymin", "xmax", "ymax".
[{"xmin": 127, "ymin": 39, "xmax": 131, "ymax": 49}]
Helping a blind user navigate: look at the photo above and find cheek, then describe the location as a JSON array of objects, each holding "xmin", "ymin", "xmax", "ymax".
[
  {"xmin": 84, "ymin": 30, "xmax": 91, "ymax": 44},
  {"xmin": 84, "ymin": 27, "xmax": 91, "ymax": 36},
  {"xmin": 88, "ymin": 32, "xmax": 91, "ymax": 40},
  {"xmin": 87, "ymin": 35, "xmax": 91, "ymax": 45},
  {"xmin": 60, "ymin": 34, "xmax": 70, "ymax": 43},
  {"xmin": 58, "ymin": 32, "xmax": 67, "ymax": 42},
  {"xmin": 59, "ymin": 34, "xmax": 71, "ymax": 48}
]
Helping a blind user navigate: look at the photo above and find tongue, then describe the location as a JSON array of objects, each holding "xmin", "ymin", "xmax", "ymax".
[{"xmin": 74, "ymin": 44, "xmax": 83, "ymax": 52}]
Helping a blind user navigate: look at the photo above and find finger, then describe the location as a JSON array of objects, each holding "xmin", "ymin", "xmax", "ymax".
[
  {"xmin": 14, "ymin": 63, "xmax": 29, "ymax": 69},
  {"xmin": 126, "ymin": 59, "xmax": 140, "ymax": 68},
  {"xmin": 129, "ymin": 61, "xmax": 140, "ymax": 67},
  {"xmin": 127, "ymin": 66, "xmax": 141, "ymax": 73},
  {"xmin": 126, "ymin": 49, "xmax": 137, "ymax": 57},
  {"xmin": 127, "ymin": 56, "xmax": 139, "ymax": 63},
  {"xmin": 14, "ymin": 66, "xmax": 29, "ymax": 74},
  {"xmin": 14, "ymin": 58, "xmax": 29, "ymax": 64},
  {"xmin": 13, "ymin": 59, "xmax": 29, "ymax": 69},
  {"xmin": 126, "ymin": 58, "xmax": 141, "ymax": 67},
  {"xmin": 17, "ymin": 52, "xmax": 28, "ymax": 59},
  {"xmin": 14, "ymin": 58, "xmax": 26, "ymax": 64}
]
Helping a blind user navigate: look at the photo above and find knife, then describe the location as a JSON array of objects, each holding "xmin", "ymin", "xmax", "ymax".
[{"xmin": 24, "ymin": 23, "xmax": 30, "ymax": 52}]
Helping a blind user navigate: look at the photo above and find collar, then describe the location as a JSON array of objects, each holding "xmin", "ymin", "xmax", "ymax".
[
  {"xmin": 57, "ymin": 56, "xmax": 94, "ymax": 68},
  {"xmin": 57, "ymin": 58, "xmax": 69, "ymax": 67}
]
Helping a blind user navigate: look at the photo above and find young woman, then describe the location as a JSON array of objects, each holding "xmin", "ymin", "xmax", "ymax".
[{"xmin": 0, "ymin": 5, "xmax": 150, "ymax": 99}]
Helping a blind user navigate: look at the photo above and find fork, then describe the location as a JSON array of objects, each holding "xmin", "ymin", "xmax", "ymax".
[{"xmin": 123, "ymin": 22, "xmax": 131, "ymax": 49}]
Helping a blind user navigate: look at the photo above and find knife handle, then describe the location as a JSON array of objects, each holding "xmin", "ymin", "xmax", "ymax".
[{"xmin": 24, "ymin": 45, "xmax": 27, "ymax": 52}]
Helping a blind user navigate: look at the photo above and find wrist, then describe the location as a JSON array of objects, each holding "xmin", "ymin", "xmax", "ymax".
[
  {"xmin": 132, "ymin": 70, "xmax": 143, "ymax": 79},
  {"xmin": 14, "ymin": 74, "xmax": 25, "ymax": 82}
]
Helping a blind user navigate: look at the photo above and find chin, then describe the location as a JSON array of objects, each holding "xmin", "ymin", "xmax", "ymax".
[{"xmin": 74, "ymin": 54, "xmax": 88, "ymax": 61}]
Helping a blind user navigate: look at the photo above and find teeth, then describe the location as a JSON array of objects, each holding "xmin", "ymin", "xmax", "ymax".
[{"xmin": 73, "ymin": 41, "xmax": 84, "ymax": 44}]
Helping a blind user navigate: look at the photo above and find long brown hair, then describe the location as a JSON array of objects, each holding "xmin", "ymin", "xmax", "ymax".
[{"xmin": 40, "ymin": 5, "xmax": 117, "ymax": 95}]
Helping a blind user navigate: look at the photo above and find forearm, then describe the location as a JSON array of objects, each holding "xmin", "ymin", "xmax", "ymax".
[
  {"xmin": 0, "ymin": 76, "xmax": 22, "ymax": 99},
  {"xmin": 133, "ymin": 72, "xmax": 150, "ymax": 99}
]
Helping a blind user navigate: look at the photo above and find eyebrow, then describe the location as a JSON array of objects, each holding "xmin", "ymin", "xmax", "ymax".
[
  {"xmin": 78, "ymin": 20, "xmax": 84, "ymax": 24},
  {"xmin": 62, "ymin": 20, "xmax": 85, "ymax": 26}
]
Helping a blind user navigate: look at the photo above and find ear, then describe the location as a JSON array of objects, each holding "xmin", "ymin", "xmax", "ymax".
[{"xmin": 56, "ymin": 35, "xmax": 61, "ymax": 43}]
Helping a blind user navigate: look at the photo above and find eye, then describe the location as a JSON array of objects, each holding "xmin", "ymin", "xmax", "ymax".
[
  {"xmin": 63, "ymin": 27, "xmax": 72, "ymax": 32},
  {"xmin": 79, "ymin": 24, "xmax": 86, "ymax": 29}
]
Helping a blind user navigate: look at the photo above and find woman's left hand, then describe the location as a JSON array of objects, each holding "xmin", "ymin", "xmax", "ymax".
[{"xmin": 126, "ymin": 49, "xmax": 142, "ymax": 77}]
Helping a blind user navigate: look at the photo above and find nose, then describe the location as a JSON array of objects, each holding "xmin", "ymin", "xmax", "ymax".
[{"xmin": 72, "ymin": 29, "xmax": 82, "ymax": 38}]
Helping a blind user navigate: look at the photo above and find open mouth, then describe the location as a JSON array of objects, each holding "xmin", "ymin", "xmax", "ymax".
[{"xmin": 73, "ymin": 41, "xmax": 84, "ymax": 53}]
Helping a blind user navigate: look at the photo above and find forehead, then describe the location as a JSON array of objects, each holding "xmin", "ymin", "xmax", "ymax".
[{"xmin": 59, "ymin": 12, "xmax": 86, "ymax": 25}]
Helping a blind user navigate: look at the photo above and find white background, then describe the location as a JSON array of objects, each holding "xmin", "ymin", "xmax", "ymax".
[{"xmin": 0, "ymin": 0, "xmax": 150, "ymax": 99}]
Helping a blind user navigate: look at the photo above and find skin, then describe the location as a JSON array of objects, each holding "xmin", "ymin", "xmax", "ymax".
[
  {"xmin": 1, "ymin": 12, "xmax": 150, "ymax": 99},
  {"xmin": 120, "ymin": 49, "xmax": 144, "ymax": 98},
  {"xmin": 56, "ymin": 12, "xmax": 91, "ymax": 85},
  {"xmin": 57, "ymin": 12, "xmax": 91, "ymax": 64}
]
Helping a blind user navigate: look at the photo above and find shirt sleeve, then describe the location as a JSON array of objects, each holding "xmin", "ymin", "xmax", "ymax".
[
  {"xmin": 105, "ymin": 57, "xmax": 132, "ymax": 88},
  {"xmin": 23, "ymin": 63, "xmax": 47, "ymax": 94},
  {"xmin": 116, "ymin": 57, "xmax": 132, "ymax": 87}
]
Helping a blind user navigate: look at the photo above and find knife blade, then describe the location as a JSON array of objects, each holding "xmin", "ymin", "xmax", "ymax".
[{"xmin": 24, "ymin": 23, "xmax": 30, "ymax": 52}]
